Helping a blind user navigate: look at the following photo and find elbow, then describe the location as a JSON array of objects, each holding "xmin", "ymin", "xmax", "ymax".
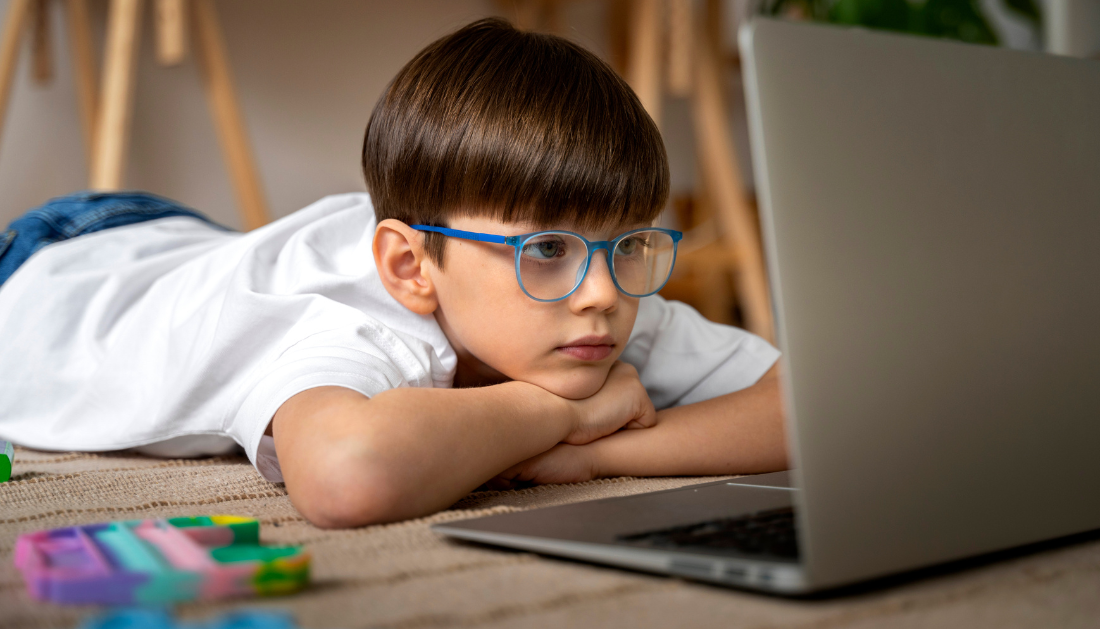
[
  {"xmin": 302, "ymin": 480, "xmax": 403, "ymax": 530},
  {"xmin": 289, "ymin": 448, "xmax": 407, "ymax": 529}
]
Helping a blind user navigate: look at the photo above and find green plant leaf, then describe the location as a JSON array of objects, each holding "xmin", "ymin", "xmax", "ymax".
[
  {"xmin": 1002, "ymin": 0, "xmax": 1041, "ymax": 26},
  {"xmin": 758, "ymin": 0, "xmax": 1002, "ymax": 46},
  {"xmin": 918, "ymin": 0, "xmax": 998, "ymax": 44}
]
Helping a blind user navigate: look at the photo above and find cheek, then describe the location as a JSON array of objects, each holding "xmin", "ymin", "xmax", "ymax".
[
  {"xmin": 434, "ymin": 248, "xmax": 550, "ymax": 364},
  {"xmin": 614, "ymin": 297, "xmax": 640, "ymax": 328},
  {"xmin": 462, "ymin": 296, "xmax": 556, "ymax": 371}
]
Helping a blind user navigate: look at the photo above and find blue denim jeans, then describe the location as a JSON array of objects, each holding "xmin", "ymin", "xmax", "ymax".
[{"xmin": 0, "ymin": 191, "xmax": 224, "ymax": 288}]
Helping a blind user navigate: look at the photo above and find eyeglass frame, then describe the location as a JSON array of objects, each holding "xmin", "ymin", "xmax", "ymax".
[{"xmin": 410, "ymin": 224, "xmax": 684, "ymax": 302}]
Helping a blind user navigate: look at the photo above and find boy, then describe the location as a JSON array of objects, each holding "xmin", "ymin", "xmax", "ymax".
[{"xmin": 0, "ymin": 19, "xmax": 786, "ymax": 528}]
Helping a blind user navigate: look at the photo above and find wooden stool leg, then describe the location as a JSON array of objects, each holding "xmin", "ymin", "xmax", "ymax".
[
  {"xmin": 502, "ymin": 0, "xmax": 539, "ymax": 32},
  {"xmin": 65, "ymin": 0, "xmax": 98, "ymax": 169},
  {"xmin": 605, "ymin": 0, "xmax": 631, "ymax": 75},
  {"xmin": 30, "ymin": 0, "xmax": 51, "ymax": 84},
  {"xmin": 192, "ymin": 0, "xmax": 269, "ymax": 230},
  {"xmin": 691, "ymin": 0, "xmax": 774, "ymax": 342},
  {"xmin": 693, "ymin": 171, "xmax": 737, "ymax": 325},
  {"xmin": 91, "ymin": 0, "xmax": 143, "ymax": 190},
  {"xmin": 155, "ymin": 0, "xmax": 186, "ymax": 65},
  {"xmin": 0, "ymin": 0, "xmax": 32, "ymax": 151},
  {"xmin": 666, "ymin": 0, "xmax": 692, "ymax": 97},
  {"xmin": 626, "ymin": 0, "xmax": 663, "ymax": 126}
]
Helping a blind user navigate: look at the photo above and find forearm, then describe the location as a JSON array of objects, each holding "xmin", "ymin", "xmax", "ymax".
[
  {"xmin": 362, "ymin": 383, "xmax": 575, "ymax": 507},
  {"xmin": 591, "ymin": 371, "xmax": 788, "ymax": 478},
  {"xmin": 274, "ymin": 383, "xmax": 573, "ymax": 527}
]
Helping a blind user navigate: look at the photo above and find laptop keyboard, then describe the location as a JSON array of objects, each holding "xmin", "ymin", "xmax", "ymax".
[{"xmin": 616, "ymin": 507, "xmax": 800, "ymax": 559}]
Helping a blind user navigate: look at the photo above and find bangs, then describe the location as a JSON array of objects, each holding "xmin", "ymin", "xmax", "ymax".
[{"xmin": 363, "ymin": 18, "xmax": 669, "ymax": 243}]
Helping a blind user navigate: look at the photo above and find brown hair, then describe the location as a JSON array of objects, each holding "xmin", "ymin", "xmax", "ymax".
[{"xmin": 362, "ymin": 18, "xmax": 669, "ymax": 266}]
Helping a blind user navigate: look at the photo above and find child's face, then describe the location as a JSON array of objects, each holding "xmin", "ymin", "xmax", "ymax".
[{"xmin": 428, "ymin": 215, "xmax": 643, "ymax": 400}]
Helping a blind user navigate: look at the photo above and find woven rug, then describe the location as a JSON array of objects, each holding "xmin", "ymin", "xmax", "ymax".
[{"xmin": 2, "ymin": 446, "xmax": 1098, "ymax": 629}]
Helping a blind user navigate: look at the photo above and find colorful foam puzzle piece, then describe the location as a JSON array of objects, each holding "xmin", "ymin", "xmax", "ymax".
[
  {"xmin": 80, "ymin": 608, "xmax": 298, "ymax": 629},
  {"xmin": 0, "ymin": 439, "xmax": 13, "ymax": 482},
  {"xmin": 14, "ymin": 515, "xmax": 310, "ymax": 604}
]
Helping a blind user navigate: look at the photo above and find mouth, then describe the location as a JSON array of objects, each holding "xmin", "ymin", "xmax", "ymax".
[{"xmin": 556, "ymin": 335, "xmax": 615, "ymax": 362}]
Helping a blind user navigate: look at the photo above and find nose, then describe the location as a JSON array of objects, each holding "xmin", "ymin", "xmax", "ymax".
[{"xmin": 568, "ymin": 249, "xmax": 618, "ymax": 313}]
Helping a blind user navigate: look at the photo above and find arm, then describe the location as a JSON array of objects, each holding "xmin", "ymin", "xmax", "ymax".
[
  {"xmin": 492, "ymin": 363, "xmax": 787, "ymax": 486},
  {"xmin": 272, "ymin": 362, "xmax": 654, "ymax": 528},
  {"xmin": 596, "ymin": 363, "xmax": 787, "ymax": 477}
]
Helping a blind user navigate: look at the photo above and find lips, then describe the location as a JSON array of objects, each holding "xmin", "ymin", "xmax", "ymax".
[{"xmin": 557, "ymin": 335, "xmax": 615, "ymax": 361}]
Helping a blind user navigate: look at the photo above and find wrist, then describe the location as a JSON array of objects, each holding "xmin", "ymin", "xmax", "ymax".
[
  {"xmin": 586, "ymin": 436, "xmax": 613, "ymax": 479},
  {"xmin": 582, "ymin": 411, "xmax": 667, "ymax": 479},
  {"xmin": 502, "ymin": 379, "xmax": 577, "ymax": 443}
]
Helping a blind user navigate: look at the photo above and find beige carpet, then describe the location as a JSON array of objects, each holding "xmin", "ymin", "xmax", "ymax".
[{"xmin": 2, "ymin": 446, "xmax": 1098, "ymax": 629}]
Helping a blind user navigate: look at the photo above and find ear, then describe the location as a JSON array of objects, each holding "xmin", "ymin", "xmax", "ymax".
[{"xmin": 373, "ymin": 219, "xmax": 439, "ymax": 315}]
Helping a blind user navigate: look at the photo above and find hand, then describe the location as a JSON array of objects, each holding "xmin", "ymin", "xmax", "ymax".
[
  {"xmin": 488, "ymin": 442, "xmax": 599, "ymax": 488},
  {"xmin": 563, "ymin": 361, "xmax": 656, "ymax": 445}
]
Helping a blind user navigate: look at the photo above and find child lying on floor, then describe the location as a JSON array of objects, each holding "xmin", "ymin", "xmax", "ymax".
[{"xmin": 0, "ymin": 18, "xmax": 786, "ymax": 528}]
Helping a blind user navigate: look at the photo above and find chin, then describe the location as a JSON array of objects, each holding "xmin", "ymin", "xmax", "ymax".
[{"xmin": 535, "ymin": 368, "xmax": 608, "ymax": 400}]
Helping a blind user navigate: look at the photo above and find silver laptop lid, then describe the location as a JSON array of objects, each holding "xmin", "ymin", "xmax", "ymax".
[{"xmin": 740, "ymin": 19, "xmax": 1100, "ymax": 590}]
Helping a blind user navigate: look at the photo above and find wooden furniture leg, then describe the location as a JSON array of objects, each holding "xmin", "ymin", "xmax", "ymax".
[
  {"xmin": 0, "ymin": 0, "xmax": 32, "ymax": 149},
  {"xmin": 691, "ymin": 0, "xmax": 774, "ymax": 342},
  {"xmin": 506, "ymin": 0, "xmax": 540, "ymax": 31},
  {"xmin": 666, "ymin": 0, "xmax": 692, "ymax": 97},
  {"xmin": 604, "ymin": 0, "xmax": 631, "ymax": 75},
  {"xmin": 540, "ymin": 0, "xmax": 563, "ymax": 35},
  {"xmin": 91, "ymin": 0, "xmax": 143, "ymax": 190},
  {"xmin": 693, "ymin": 172, "xmax": 738, "ymax": 324},
  {"xmin": 155, "ymin": 0, "xmax": 186, "ymax": 65},
  {"xmin": 65, "ymin": 0, "xmax": 98, "ymax": 167},
  {"xmin": 192, "ymin": 0, "xmax": 269, "ymax": 229},
  {"xmin": 30, "ymin": 0, "xmax": 51, "ymax": 84},
  {"xmin": 500, "ymin": 0, "xmax": 563, "ymax": 34},
  {"xmin": 626, "ymin": 0, "xmax": 662, "ymax": 126}
]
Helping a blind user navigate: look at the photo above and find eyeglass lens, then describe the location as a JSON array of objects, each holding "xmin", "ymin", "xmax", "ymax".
[{"xmin": 517, "ymin": 230, "xmax": 676, "ymax": 300}]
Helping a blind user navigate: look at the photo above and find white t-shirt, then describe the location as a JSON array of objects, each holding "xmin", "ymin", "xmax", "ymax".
[{"xmin": 0, "ymin": 193, "xmax": 779, "ymax": 482}]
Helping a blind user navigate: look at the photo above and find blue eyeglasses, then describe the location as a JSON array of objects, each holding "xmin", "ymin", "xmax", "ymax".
[{"xmin": 411, "ymin": 225, "xmax": 683, "ymax": 302}]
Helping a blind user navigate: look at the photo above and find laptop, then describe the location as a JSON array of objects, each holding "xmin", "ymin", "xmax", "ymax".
[{"xmin": 432, "ymin": 18, "xmax": 1100, "ymax": 594}]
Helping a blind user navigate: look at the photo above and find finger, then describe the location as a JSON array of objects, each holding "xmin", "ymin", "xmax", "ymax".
[
  {"xmin": 625, "ymin": 420, "xmax": 648, "ymax": 429},
  {"xmin": 633, "ymin": 405, "xmax": 659, "ymax": 429}
]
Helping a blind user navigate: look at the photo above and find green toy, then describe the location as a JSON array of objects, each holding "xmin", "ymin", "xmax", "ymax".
[{"xmin": 0, "ymin": 439, "xmax": 13, "ymax": 482}]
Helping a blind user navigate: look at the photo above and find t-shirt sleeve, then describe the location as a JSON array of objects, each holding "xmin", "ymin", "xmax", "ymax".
[
  {"xmin": 228, "ymin": 321, "xmax": 446, "ymax": 483},
  {"xmin": 620, "ymin": 295, "xmax": 780, "ymax": 410}
]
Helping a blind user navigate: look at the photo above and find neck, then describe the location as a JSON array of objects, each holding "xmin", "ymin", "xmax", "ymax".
[{"xmin": 452, "ymin": 353, "xmax": 510, "ymax": 389}]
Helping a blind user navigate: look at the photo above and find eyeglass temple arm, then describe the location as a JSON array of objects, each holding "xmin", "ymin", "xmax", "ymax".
[{"xmin": 410, "ymin": 225, "xmax": 509, "ymax": 245}]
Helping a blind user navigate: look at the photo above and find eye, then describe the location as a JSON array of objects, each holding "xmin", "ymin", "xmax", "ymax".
[
  {"xmin": 522, "ymin": 237, "xmax": 567, "ymax": 260},
  {"xmin": 615, "ymin": 237, "xmax": 640, "ymax": 256}
]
